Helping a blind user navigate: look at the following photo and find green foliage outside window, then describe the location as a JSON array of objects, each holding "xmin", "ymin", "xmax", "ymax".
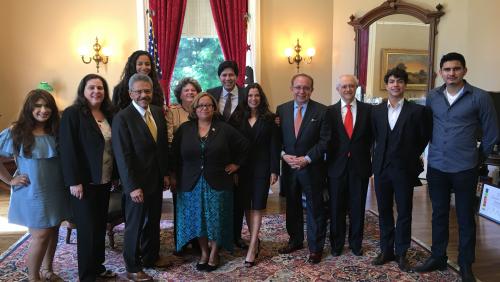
[{"xmin": 170, "ymin": 37, "xmax": 224, "ymax": 104}]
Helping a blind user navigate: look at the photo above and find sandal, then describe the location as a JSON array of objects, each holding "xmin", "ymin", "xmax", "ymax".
[
  {"xmin": 98, "ymin": 269, "xmax": 117, "ymax": 278},
  {"xmin": 39, "ymin": 269, "xmax": 63, "ymax": 281}
]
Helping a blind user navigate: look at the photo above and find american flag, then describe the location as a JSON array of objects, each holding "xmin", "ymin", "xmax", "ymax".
[{"xmin": 148, "ymin": 11, "xmax": 162, "ymax": 79}]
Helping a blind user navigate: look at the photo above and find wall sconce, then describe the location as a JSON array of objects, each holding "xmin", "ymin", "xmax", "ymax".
[
  {"xmin": 285, "ymin": 38, "xmax": 315, "ymax": 73},
  {"xmin": 80, "ymin": 37, "xmax": 109, "ymax": 73}
]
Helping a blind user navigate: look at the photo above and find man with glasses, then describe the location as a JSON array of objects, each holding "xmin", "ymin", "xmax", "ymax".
[
  {"xmin": 325, "ymin": 75, "xmax": 373, "ymax": 258},
  {"xmin": 112, "ymin": 73, "xmax": 170, "ymax": 281},
  {"xmin": 276, "ymin": 73, "xmax": 329, "ymax": 264}
]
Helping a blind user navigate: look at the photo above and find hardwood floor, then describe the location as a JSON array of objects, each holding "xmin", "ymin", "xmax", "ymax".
[{"xmin": 1, "ymin": 184, "xmax": 498, "ymax": 281}]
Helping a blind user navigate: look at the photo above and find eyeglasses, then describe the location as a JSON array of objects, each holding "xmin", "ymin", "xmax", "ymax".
[
  {"xmin": 292, "ymin": 86, "xmax": 312, "ymax": 92},
  {"xmin": 131, "ymin": 89, "xmax": 152, "ymax": 95},
  {"xmin": 195, "ymin": 104, "xmax": 214, "ymax": 110}
]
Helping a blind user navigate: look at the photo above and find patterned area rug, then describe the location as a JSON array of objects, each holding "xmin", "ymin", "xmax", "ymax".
[{"xmin": 0, "ymin": 212, "xmax": 460, "ymax": 281}]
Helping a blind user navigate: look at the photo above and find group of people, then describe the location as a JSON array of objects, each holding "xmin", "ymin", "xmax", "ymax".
[
  {"xmin": 274, "ymin": 52, "xmax": 497, "ymax": 282},
  {"xmin": 0, "ymin": 51, "xmax": 495, "ymax": 282}
]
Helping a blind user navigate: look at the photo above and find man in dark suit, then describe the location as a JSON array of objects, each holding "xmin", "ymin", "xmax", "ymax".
[
  {"xmin": 371, "ymin": 68, "xmax": 431, "ymax": 271},
  {"xmin": 112, "ymin": 73, "xmax": 170, "ymax": 281},
  {"xmin": 276, "ymin": 73, "xmax": 329, "ymax": 264},
  {"xmin": 206, "ymin": 60, "xmax": 247, "ymax": 249},
  {"xmin": 325, "ymin": 74, "xmax": 372, "ymax": 257}
]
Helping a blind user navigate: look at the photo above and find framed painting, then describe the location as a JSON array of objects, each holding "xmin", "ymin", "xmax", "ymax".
[{"xmin": 380, "ymin": 48, "xmax": 429, "ymax": 90}]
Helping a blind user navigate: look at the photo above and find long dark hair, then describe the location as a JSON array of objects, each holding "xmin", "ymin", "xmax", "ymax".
[
  {"xmin": 11, "ymin": 89, "xmax": 59, "ymax": 157},
  {"xmin": 112, "ymin": 50, "xmax": 164, "ymax": 109},
  {"xmin": 74, "ymin": 74, "xmax": 116, "ymax": 119},
  {"xmin": 233, "ymin": 83, "xmax": 274, "ymax": 125}
]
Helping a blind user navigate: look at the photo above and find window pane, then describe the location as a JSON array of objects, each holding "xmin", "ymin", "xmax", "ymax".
[{"xmin": 170, "ymin": 37, "xmax": 224, "ymax": 104}]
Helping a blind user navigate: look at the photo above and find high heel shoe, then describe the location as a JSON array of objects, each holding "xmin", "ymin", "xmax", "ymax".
[{"xmin": 244, "ymin": 239, "xmax": 261, "ymax": 268}]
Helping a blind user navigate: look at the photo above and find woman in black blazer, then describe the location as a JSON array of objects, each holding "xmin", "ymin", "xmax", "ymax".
[
  {"xmin": 232, "ymin": 83, "xmax": 280, "ymax": 267},
  {"xmin": 171, "ymin": 92, "xmax": 249, "ymax": 271},
  {"xmin": 60, "ymin": 74, "xmax": 117, "ymax": 281}
]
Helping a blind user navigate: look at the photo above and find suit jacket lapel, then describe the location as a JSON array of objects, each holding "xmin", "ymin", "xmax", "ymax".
[
  {"xmin": 253, "ymin": 118, "xmax": 264, "ymax": 142},
  {"xmin": 88, "ymin": 115, "xmax": 103, "ymax": 138},
  {"xmin": 351, "ymin": 101, "xmax": 363, "ymax": 140},
  {"xmin": 129, "ymin": 104, "xmax": 156, "ymax": 144},
  {"xmin": 392, "ymin": 100, "xmax": 410, "ymax": 132},
  {"xmin": 335, "ymin": 102, "xmax": 349, "ymax": 140}
]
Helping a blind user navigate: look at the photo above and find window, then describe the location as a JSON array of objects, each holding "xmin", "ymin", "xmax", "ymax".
[{"xmin": 170, "ymin": 0, "xmax": 224, "ymax": 104}]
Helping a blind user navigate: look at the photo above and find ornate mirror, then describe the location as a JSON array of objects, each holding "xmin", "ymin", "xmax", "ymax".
[{"xmin": 349, "ymin": 0, "xmax": 444, "ymax": 102}]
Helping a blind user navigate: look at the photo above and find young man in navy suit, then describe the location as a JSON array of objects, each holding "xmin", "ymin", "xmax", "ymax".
[
  {"xmin": 276, "ymin": 73, "xmax": 329, "ymax": 264},
  {"xmin": 371, "ymin": 68, "xmax": 431, "ymax": 271},
  {"xmin": 325, "ymin": 74, "xmax": 372, "ymax": 257},
  {"xmin": 206, "ymin": 60, "xmax": 247, "ymax": 249},
  {"xmin": 112, "ymin": 73, "xmax": 170, "ymax": 281}
]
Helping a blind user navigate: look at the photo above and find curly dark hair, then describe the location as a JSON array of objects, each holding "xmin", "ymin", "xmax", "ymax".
[
  {"xmin": 11, "ymin": 89, "xmax": 59, "ymax": 157},
  {"xmin": 112, "ymin": 50, "xmax": 164, "ymax": 109},
  {"xmin": 232, "ymin": 83, "xmax": 274, "ymax": 125},
  {"xmin": 74, "ymin": 74, "xmax": 116, "ymax": 119},
  {"xmin": 384, "ymin": 67, "xmax": 409, "ymax": 84},
  {"xmin": 173, "ymin": 77, "xmax": 202, "ymax": 103}
]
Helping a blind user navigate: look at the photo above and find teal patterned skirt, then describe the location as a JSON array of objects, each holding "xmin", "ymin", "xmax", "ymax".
[{"xmin": 176, "ymin": 176, "xmax": 234, "ymax": 252}]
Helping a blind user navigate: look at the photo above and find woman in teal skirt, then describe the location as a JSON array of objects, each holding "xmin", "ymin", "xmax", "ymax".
[
  {"xmin": 171, "ymin": 93, "xmax": 249, "ymax": 271},
  {"xmin": 0, "ymin": 90, "xmax": 70, "ymax": 281}
]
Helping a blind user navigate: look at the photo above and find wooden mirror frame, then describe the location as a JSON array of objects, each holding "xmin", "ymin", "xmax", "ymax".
[{"xmin": 348, "ymin": 0, "xmax": 444, "ymax": 96}]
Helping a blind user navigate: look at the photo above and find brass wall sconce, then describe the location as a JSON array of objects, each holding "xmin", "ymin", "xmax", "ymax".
[
  {"xmin": 80, "ymin": 37, "xmax": 109, "ymax": 73},
  {"xmin": 285, "ymin": 38, "xmax": 315, "ymax": 73}
]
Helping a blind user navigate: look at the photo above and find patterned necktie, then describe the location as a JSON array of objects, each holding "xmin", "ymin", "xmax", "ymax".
[
  {"xmin": 344, "ymin": 104, "xmax": 353, "ymax": 139},
  {"xmin": 294, "ymin": 105, "xmax": 303, "ymax": 137},
  {"xmin": 222, "ymin": 92, "xmax": 232, "ymax": 121},
  {"xmin": 145, "ymin": 111, "xmax": 157, "ymax": 142}
]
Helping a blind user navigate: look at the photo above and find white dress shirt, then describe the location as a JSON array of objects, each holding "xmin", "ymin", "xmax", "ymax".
[
  {"xmin": 341, "ymin": 98, "xmax": 357, "ymax": 125},
  {"xmin": 132, "ymin": 100, "xmax": 157, "ymax": 128},
  {"xmin": 218, "ymin": 87, "xmax": 239, "ymax": 115},
  {"xmin": 387, "ymin": 99, "xmax": 404, "ymax": 130}
]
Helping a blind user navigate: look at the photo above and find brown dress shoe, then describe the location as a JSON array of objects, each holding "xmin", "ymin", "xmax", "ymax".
[
  {"xmin": 278, "ymin": 243, "xmax": 304, "ymax": 254},
  {"xmin": 307, "ymin": 252, "xmax": 322, "ymax": 264},
  {"xmin": 126, "ymin": 271, "xmax": 153, "ymax": 282}
]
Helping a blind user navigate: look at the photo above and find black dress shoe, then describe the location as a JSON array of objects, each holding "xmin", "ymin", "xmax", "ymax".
[
  {"xmin": 371, "ymin": 252, "xmax": 395, "ymax": 265},
  {"xmin": 196, "ymin": 262, "xmax": 208, "ymax": 271},
  {"xmin": 278, "ymin": 243, "xmax": 304, "ymax": 254},
  {"xmin": 205, "ymin": 263, "xmax": 218, "ymax": 272},
  {"xmin": 414, "ymin": 257, "xmax": 447, "ymax": 272},
  {"xmin": 331, "ymin": 249, "xmax": 342, "ymax": 257},
  {"xmin": 396, "ymin": 254, "xmax": 411, "ymax": 272},
  {"xmin": 351, "ymin": 249, "xmax": 363, "ymax": 256},
  {"xmin": 234, "ymin": 238, "xmax": 248, "ymax": 249},
  {"xmin": 460, "ymin": 265, "xmax": 476, "ymax": 282},
  {"xmin": 307, "ymin": 252, "xmax": 322, "ymax": 264}
]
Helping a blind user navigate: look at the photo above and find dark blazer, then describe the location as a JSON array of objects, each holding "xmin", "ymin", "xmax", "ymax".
[
  {"xmin": 112, "ymin": 104, "xmax": 169, "ymax": 195},
  {"xmin": 325, "ymin": 101, "xmax": 373, "ymax": 178},
  {"xmin": 206, "ymin": 86, "xmax": 245, "ymax": 122},
  {"xmin": 172, "ymin": 119, "xmax": 249, "ymax": 192},
  {"xmin": 237, "ymin": 116, "xmax": 280, "ymax": 177},
  {"xmin": 276, "ymin": 99, "xmax": 329, "ymax": 164},
  {"xmin": 372, "ymin": 100, "xmax": 431, "ymax": 176},
  {"xmin": 59, "ymin": 105, "xmax": 116, "ymax": 186}
]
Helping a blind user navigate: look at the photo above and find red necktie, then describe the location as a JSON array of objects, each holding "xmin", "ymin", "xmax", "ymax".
[
  {"xmin": 294, "ymin": 105, "xmax": 303, "ymax": 137},
  {"xmin": 344, "ymin": 104, "xmax": 353, "ymax": 139}
]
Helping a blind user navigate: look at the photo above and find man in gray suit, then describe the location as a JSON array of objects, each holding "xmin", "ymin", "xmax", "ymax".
[{"xmin": 112, "ymin": 73, "xmax": 170, "ymax": 281}]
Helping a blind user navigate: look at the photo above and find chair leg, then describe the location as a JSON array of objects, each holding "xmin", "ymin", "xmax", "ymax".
[{"xmin": 66, "ymin": 227, "xmax": 72, "ymax": 244}]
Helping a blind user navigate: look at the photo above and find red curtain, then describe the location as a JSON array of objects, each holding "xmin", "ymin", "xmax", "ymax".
[
  {"xmin": 358, "ymin": 28, "xmax": 369, "ymax": 95},
  {"xmin": 209, "ymin": 0, "xmax": 248, "ymax": 87},
  {"xmin": 149, "ymin": 0, "xmax": 187, "ymax": 103}
]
